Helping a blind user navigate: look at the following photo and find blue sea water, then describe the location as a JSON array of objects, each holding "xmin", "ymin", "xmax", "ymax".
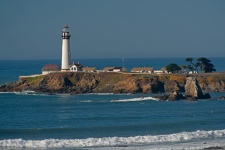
[{"xmin": 0, "ymin": 58, "xmax": 225, "ymax": 150}]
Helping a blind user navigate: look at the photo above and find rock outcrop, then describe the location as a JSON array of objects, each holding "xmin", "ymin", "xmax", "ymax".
[
  {"xmin": 168, "ymin": 91, "xmax": 185, "ymax": 101},
  {"xmin": 164, "ymin": 80, "xmax": 181, "ymax": 92},
  {"xmin": 154, "ymin": 91, "xmax": 185, "ymax": 101},
  {"xmin": 218, "ymin": 96, "xmax": 225, "ymax": 100},
  {"xmin": 185, "ymin": 77, "xmax": 211, "ymax": 100}
]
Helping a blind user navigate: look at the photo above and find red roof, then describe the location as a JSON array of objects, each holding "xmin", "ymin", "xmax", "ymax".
[{"xmin": 42, "ymin": 64, "xmax": 60, "ymax": 71}]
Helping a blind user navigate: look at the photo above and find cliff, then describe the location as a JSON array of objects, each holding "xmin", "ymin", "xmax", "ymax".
[{"xmin": 1, "ymin": 72, "xmax": 225, "ymax": 94}]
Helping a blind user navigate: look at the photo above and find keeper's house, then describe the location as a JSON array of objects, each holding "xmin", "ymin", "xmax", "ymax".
[
  {"xmin": 42, "ymin": 64, "xmax": 61, "ymax": 75},
  {"xmin": 70, "ymin": 61, "xmax": 83, "ymax": 72}
]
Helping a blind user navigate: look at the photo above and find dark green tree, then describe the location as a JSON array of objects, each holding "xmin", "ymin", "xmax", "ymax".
[
  {"xmin": 185, "ymin": 57, "xmax": 200, "ymax": 72},
  {"xmin": 180, "ymin": 65, "xmax": 187, "ymax": 70},
  {"xmin": 197, "ymin": 57, "xmax": 216, "ymax": 73},
  {"xmin": 165, "ymin": 63, "xmax": 181, "ymax": 73},
  {"xmin": 180, "ymin": 65, "xmax": 188, "ymax": 73},
  {"xmin": 187, "ymin": 65, "xmax": 194, "ymax": 71}
]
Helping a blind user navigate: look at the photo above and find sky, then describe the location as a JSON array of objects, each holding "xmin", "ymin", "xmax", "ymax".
[{"xmin": 0, "ymin": 0, "xmax": 225, "ymax": 60}]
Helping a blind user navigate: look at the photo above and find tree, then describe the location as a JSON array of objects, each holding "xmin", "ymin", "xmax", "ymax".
[
  {"xmin": 187, "ymin": 65, "xmax": 194, "ymax": 72},
  {"xmin": 180, "ymin": 65, "xmax": 187, "ymax": 73},
  {"xmin": 185, "ymin": 58, "xmax": 194, "ymax": 63},
  {"xmin": 165, "ymin": 63, "xmax": 181, "ymax": 73},
  {"xmin": 185, "ymin": 57, "xmax": 199, "ymax": 73},
  {"xmin": 197, "ymin": 57, "xmax": 216, "ymax": 73},
  {"xmin": 180, "ymin": 65, "xmax": 187, "ymax": 70}
]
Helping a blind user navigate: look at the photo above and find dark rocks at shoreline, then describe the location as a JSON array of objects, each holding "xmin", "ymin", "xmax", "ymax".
[
  {"xmin": 154, "ymin": 94, "xmax": 169, "ymax": 101},
  {"xmin": 218, "ymin": 96, "xmax": 225, "ymax": 100},
  {"xmin": 154, "ymin": 91, "xmax": 185, "ymax": 101},
  {"xmin": 203, "ymin": 146, "xmax": 224, "ymax": 149},
  {"xmin": 203, "ymin": 93, "xmax": 211, "ymax": 99},
  {"xmin": 168, "ymin": 91, "xmax": 186, "ymax": 101},
  {"xmin": 155, "ymin": 77, "xmax": 211, "ymax": 101}
]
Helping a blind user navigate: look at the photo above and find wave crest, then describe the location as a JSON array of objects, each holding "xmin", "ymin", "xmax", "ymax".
[
  {"xmin": 110, "ymin": 96, "xmax": 158, "ymax": 102},
  {"xmin": 1, "ymin": 129, "xmax": 225, "ymax": 148}
]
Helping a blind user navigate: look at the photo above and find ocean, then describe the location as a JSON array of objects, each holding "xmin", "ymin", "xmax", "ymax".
[{"xmin": 0, "ymin": 58, "xmax": 225, "ymax": 150}]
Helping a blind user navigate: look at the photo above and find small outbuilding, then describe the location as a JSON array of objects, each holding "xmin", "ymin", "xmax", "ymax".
[
  {"xmin": 82, "ymin": 67, "xmax": 96, "ymax": 72},
  {"xmin": 131, "ymin": 67, "xmax": 154, "ymax": 73},
  {"xmin": 154, "ymin": 67, "xmax": 169, "ymax": 74},
  {"xmin": 102, "ymin": 66, "xmax": 125, "ymax": 72},
  {"xmin": 113, "ymin": 67, "xmax": 124, "ymax": 72},
  {"xmin": 103, "ymin": 67, "xmax": 114, "ymax": 72},
  {"xmin": 42, "ymin": 64, "xmax": 60, "ymax": 75}
]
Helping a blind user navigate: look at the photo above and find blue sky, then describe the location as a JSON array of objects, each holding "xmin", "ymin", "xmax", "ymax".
[{"xmin": 0, "ymin": 0, "xmax": 225, "ymax": 60}]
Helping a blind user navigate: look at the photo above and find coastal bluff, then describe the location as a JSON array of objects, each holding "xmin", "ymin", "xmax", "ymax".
[{"xmin": 1, "ymin": 72, "xmax": 225, "ymax": 94}]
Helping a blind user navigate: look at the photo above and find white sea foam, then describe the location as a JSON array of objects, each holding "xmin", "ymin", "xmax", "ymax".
[
  {"xmin": 110, "ymin": 96, "xmax": 159, "ymax": 102},
  {"xmin": 1, "ymin": 129, "xmax": 225, "ymax": 149},
  {"xmin": 79, "ymin": 100, "xmax": 94, "ymax": 103},
  {"xmin": 78, "ymin": 100, "xmax": 109, "ymax": 103},
  {"xmin": 78, "ymin": 93, "xmax": 115, "ymax": 95},
  {"xmin": 0, "ymin": 92, "xmax": 16, "ymax": 94}
]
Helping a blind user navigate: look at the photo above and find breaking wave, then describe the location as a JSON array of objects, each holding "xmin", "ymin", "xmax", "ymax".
[
  {"xmin": 110, "ymin": 96, "xmax": 158, "ymax": 102},
  {"xmin": 78, "ymin": 93, "xmax": 114, "ymax": 95},
  {"xmin": 1, "ymin": 129, "xmax": 225, "ymax": 149},
  {"xmin": 0, "ymin": 92, "xmax": 16, "ymax": 94},
  {"xmin": 79, "ymin": 100, "xmax": 108, "ymax": 103}
]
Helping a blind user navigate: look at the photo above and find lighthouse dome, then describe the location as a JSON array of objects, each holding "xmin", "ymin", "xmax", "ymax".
[{"xmin": 62, "ymin": 25, "xmax": 69, "ymax": 32}]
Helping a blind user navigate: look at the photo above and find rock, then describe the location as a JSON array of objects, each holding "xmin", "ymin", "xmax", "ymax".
[
  {"xmin": 168, "ymin": 91, "xmax": 185, "ymax": 101},
  {"xmin": 203, "ymin": 146, "xmax": 224, "ymax": 149},
  {"xmin": 0, "ymin": 85, "xmax": 7, "ymax": 92},
  {"xmin": 184, "ymin": 77, "xmax": 211, "ymax": 99},
  {"xmin": 149, "ymin": 76, "xmax": 164, "ymax": 93},
  {"xmin": 154, "ymin": 94, "xmax": 169, "ymax": 101},
  {"xmin": 186, "ymin": 96, "xmax": 198, "ymax": 101},
  {"xmin": 154, "ymin": 91, "xmax": 185, "ymax": 101},
  {"xmin": 203, "ymin": 93, "xmax": 211, "ymax": 99},
  {"xmin": 185, "ymin": 77, "xmax": 203, "ymax": 99},
  {"xmin": 164, "ymin": 80, "xmax": 182, "ymax": 93},
  {"xmin": 218, "ymin": 96, "xmax": 225, "ymax": 100}
]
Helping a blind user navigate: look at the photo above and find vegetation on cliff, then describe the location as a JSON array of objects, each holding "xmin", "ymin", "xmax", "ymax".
[
  {"xmin": 185, "ymin": 57, "xmax": 216, "ymax": 73},
  {"xmin": 165, "ymin": 57, "xmax": 216, "ymax": 74},
  {"xmin": 165, "ymin": 63, "xmax": 181, "ymax": 73}
]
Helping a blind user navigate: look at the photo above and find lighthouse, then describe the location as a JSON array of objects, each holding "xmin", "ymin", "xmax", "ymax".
[{"xmin": 61, "ymin": 25, "xmax": 71, "ymax": 71}]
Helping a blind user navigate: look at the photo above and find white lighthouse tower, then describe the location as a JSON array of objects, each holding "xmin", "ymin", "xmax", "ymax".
[{"xmin": 61, "ymin": 25, "xmax": 71, "ymax": 71}]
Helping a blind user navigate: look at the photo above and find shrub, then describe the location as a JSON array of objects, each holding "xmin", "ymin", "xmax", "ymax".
[{"xmin": 26, "ymin": 76, "xmax": 41, "ymax": 85}]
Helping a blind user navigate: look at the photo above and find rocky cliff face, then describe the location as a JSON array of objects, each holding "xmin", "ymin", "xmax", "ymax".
[
  {"xmin": 197, "ymin": 74, "xmax": 225, "ymax": 92},
  {"xmin": 1, "ymin": 72, "xmax": 225, "ymax": 94},
  {"xmin": 0, "ymin": 72, "xmax": 164, "ymax": 94}
]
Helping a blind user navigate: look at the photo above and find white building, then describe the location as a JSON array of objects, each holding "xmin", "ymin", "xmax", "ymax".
[
  {"xmin": 102, "ymin": 67, "xmax": 124, "ymax": 72},
  {"xmin": 154, "ymin": 67, "xmax": 169, "ymax": 74},
  {"xmin": 83, "ymin": 67, "xmax": 96, "ymax": 72},
  {"xmin": 42, "ymin": 64, "xmax": 60, "ymax": 75},
  {"xmin": 131, "ymin": 67, "xmax": 154, "ymax": 73},
  {"xmin": 61, "ymin": 25, "xmax": 71, "ymax": 71}
]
